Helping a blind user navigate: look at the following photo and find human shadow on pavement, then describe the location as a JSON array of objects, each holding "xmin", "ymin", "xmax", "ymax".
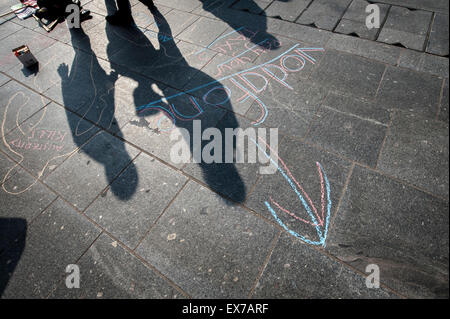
[
  {"xmin": 0, "ymin": 218, "xmax": 27, "ymax": 297},
  {"xmin": 199, "ymin": 0, "xmax": 285, "ymax": 49},
  {"xmin": 57, "ymin": 26, "xmax": 138, "ymax": 201},
  {"xmin": 103, "ymin": 3, "xmax": 247, "ymax": 203}
]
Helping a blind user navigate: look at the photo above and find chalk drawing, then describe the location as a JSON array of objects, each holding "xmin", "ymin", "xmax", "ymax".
[
  {"xmin": 0, "ymin": 49, "xmax": 99, "ymax": 194},
  {"xmin": 137, "ymin": 45, "xmax": 324, "ymax": 129},
  {"xmin": 1, "ymin": 22, "xmax": 324, "ymax": 199},
  {"xmin": 1, "ymin": 93, "xmax": 78, "ymax": 195},
  {"xmin": 251, "ymin": 136, "xmax": 332, "ymax": 247}
]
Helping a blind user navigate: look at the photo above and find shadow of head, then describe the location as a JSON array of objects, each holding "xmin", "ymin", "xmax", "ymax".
[{"xmin": 199, "ymin": 0, "xmax": 281, "ymax": 49}]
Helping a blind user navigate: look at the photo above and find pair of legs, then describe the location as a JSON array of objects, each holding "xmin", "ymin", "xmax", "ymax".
[{"xmin": 106, "ymin": 0, "xmax": 156, "ymax": 25}]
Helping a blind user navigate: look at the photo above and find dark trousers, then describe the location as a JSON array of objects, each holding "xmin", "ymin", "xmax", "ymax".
[{"xmin": 116, "ymin": 0, "xmax": 154, "ymax": 16}]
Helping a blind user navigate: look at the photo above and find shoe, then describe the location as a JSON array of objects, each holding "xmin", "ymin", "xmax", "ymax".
[
  {"xmin": 106, "ymin": 12, "xmax": 132, "ymax": 26},
  {"xmin": 80, "ymin": 9, "xmax": 92, "ymax": 22}
]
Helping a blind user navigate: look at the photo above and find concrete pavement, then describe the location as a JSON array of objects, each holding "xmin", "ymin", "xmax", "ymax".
[{"xmin": 0, "ymin": 0, "xmax": 448, "ymax": 299}]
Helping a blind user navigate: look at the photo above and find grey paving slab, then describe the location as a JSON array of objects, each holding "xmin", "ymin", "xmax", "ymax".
[
  {"xmin": 0, "ymin": 198, "xmax": 101, "ymax": 298},
  {"xmin": 130, "ymin": 2, "xmax": 172, "ymax": 29},
  {"xmin": 136, "ymin": 181, "xmax": 278, "ymax": 298},
  {"xmin": 50, "ymin": 52, "xmax": 134, "ymax": 135},
  {"xmin": 147, "ymin": 9, "xmax": 200, "ymax": 37},
  {"xmin": 0, "ymin": 0, "xmax": 448, "ymax": 299},
  {"xmin": 121, "ymin": 87, "xmax": 226, "ymax": 168},
  {"xmin": 78, "ymin": 21, "xmax": 147, "ymax": 61},
  {"xmin": 0, "ymin": 168, "xmax": 57, "ymax": 253},
  {"xmin": 250, "ymin": 33, "xmax": 313, "ymax": 64},
  {"xmin": 0, "ymin": 151, "xmax": 15, "ymax": 182},
  {"xmin": 326, "ymin": 33, "xmax": 402, "ymax": 65},
  {"xmin": 82, "ymin": 25, "xmax": 159, "ymax": 72},
  {"xmin": 139, "ymin": 39, "xmax": 215, "ymax": 90},
  {"xmin": 43, "ymin": 131, "xmax": 139, "ymax": 210},
  {"xmin": 309, "ymin": 50, "xmax": 386, "ymax": 99},
  {"xmin": 177, "ymin": 17, "xmax": 229, "ymax": 48},
  {"xmin": 342, "ymin": 0, "xmax": 389, "ymax": 23},
  {"xmin": 231, "ymin": 0, "xmax": 271, "ymax": 15},
  {"xmin": 0, "ymin": 20, "xmax": 22, "ymax": 41},
  {"xmin": 326, "ymin": 165, "xmax": 449, "ymax": 299},
  {"xmin": 49, "ymin": 233, "xmax": 184, "ymax": 299},
  {"xmin": 335, "ymin": 19, "xmax": 378, "ymax": 41},
  {"xmin": 418, "ymin": 53, "xmax": 449, "ymax": 79},
  {"xmin": 245, "ymin": 81, "xmax": 328, "ymax": 138},
  {"xmin": 74, "ymin": 12, "xmax": 107, "ymax": 34},
  {"xmin": 109, "ymin": 30, "xmax": 201, "ymax": 91},
  {"xmin": 376, "ymin": 66, "xmax": 443, "ymax": 119},
  {"xmin": 191, "ymin": 26, "xmax": 278, "ymax": 63},
  {"xmin": 439, "ymin": 79, "xmax": 449, "ymax": 123},
  {"xmin": 265, "ymin": 0, "xmax": 311, "ymax": 22},
  {"xmin": 245, "ymin": 136, "xmax": 352, "ymax": 245},
  {"xmin": 251, "ymin": 37, "xmax": 325, "ymax": 80},
  {"xmin": 322, "ymin": 92, "xmax": 391, "ymax": 125},
  {"xmin": 42, "ymin": 48, "xmax": 115, "ymax": 117},
  {"xmin": 181, "ymin": 53, "xmax": 259, "ymax": 116},
  {"xmin": 6, "ymin": 42, "xmax": 84, "ymax": 94},
  {"xmin": 306, "ymin": 104, "xmax": 388, "ymax": 167},
  {"xmin": 376, "ymin": 0, "xmax": 449, "ymax": 14},
  {"xmin": 31, "ymin": 19, "xmax": 74, "ymax": 44},
  {"xmin": 154, "ymin": 0, "xmax": 201, "ymax": 12},
  {"xmin": 0, "ymin": 102, "xmax": 100, "ymax": 181},
  {"xmin": 253, "ymin": 233, "xmax": 395, "ymax": 298},
  {"xmin": 32, "ymin": 13, "xmax": 105, "ymax": 44},
  {"xmin": 191, "ymin": 0, "xmax": 236, "ymax": 20},
  {"xmin": 193, "ymin": 4, "xmax": 283, "ymax": 53},
  {"xmin": 335, "ymin": 0, "xmax": 389, "ymax": 40},
  {"xmin": 83, "ymin": 0, "xmax": 111, "ymax": 16},
  {"xmin": 84, "ymin": 72, "xmax": 167, "ymax": 133},
  {"xmin": 0, "ymin": 28, "xmax": 56, "ymax": 72},
  {"xmin": 8, "ymin": 13, "xmax": 38, "ymax": 30},
  {"xmin": 266, "ymin": 15, "xmax": 332, "ymax": 46},
  {"xmin": 0, "ymin": 80, "xmax": 50, "ymax": 139},
  {"xmin": 296, "ymin": 0, "xmax": 352, "ymax": 31},
  {"xmin": 426, "ymin": 14, "xmax": 449, "ymax": 57},
  {"xmin": 0, "ymin": 0, "xmax": 17, "ymax": 15},
  {"xmin": 85, "ymin": 153, "xmax": 187, "ymax": 249},
  {"xmin": 397, "ymin": 49, "xmax": 449, "ymax": 78},
  {"xmin": 181, "ymin": 112, "xmax": 262, "ymax": 203},
  {"xmin": 377, "ymin": 110, "xmax": 449, "ymax": 198},
  {"xmin": 377, "ymin": 6, "xmax": 433, "ymax": 51},
  {"xmin": 0, "ymin": 73, "xmax": 9, "ymax": 87}
]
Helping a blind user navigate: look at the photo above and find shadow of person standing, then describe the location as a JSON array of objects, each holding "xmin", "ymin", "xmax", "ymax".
[
  {"xmin": 57, "ymin": 26, "xmax": 138, "ymax": 200},
  {"xmin": 199, "ymin": 0, "xmax": 283, "ymax": 49},
  {"xmin": 103, "ymin": 2, "xmax": 248, "ymax": 203}
]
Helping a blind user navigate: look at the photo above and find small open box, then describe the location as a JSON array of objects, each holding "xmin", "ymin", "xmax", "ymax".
[{"xmin": 12, "ymin": 45, "xmax": 38, "ymax": 68}]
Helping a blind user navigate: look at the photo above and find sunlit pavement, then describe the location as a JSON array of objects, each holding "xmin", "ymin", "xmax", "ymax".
[{"xmin": 0, "ymin": 0, "xmax": 448, "ymax": 299}]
